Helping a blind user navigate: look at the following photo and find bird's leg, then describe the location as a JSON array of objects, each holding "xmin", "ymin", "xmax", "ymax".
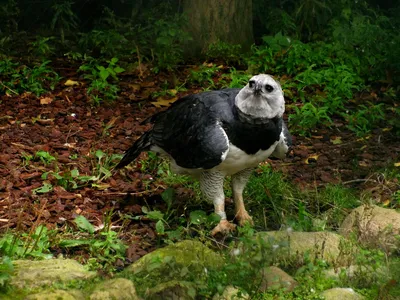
[
  {"xmin": 199, "ymin": 170, "xmax": 236, "ymax": 235},
  {"xmin": 231, "ymin": 168, "xmax": 254, "ymax": 226}
]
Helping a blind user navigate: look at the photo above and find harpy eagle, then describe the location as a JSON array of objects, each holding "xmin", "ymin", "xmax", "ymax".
[{"xmin": 116, "ymin": 74, "xmax": 292, "ymax": 235}]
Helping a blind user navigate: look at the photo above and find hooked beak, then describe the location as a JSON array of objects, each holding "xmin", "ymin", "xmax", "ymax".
[{"xmin": 253, "ymin": 83, "xmax": 262, "ymax": 95}]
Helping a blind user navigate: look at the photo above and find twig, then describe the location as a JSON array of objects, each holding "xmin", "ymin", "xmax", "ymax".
[
  {"xmin": 94, "ymin": 186, "xmax": 163, "ymax": 197},
  {"xmin": 342, "ymin": 179, "xmax": 377, "ymax": 185},
  {"xmin": 0, "ymin": 81, "xmax": 18, "ymax": 95}
]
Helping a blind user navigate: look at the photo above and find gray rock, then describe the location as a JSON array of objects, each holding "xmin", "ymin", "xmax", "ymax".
[
  {"xmin": 259, "ymin": 266, "xmax": 298, "ymax": 292},
  {"xmin": 11, "ymin": 258, "xmax": 96, "ymax": 289},
  {"xmin": 25, "ymin": 290, "xmax": 84, "ymax": 300},
  {"xmin": 321, "ymin": 287, "xmax": 364, "ymax": 299},
  {"xmin": 256, "ymin": 231, "xmax": 353, "ymax": 266},
  {"xmin": 212, "ymin": 286, "xmax": 249, "ymax": 299},
  {"xmin": 145, "ymin": 280, "xmax": 196, "ymax": 300},
  {"xmin": 90, "ymin": 278, "xmax": 139, "ymax": 300},
  {"xmin": 339, "ymin": 205, "xmax": 400, "ymax": 251}
]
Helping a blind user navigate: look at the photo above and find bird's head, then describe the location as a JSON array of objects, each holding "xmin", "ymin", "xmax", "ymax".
[{"xmin": 235, "ymin": 74, "xmax": 285, "ymax": 119}]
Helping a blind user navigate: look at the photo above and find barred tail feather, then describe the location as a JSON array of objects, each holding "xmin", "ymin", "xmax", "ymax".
[{"xmin": 115, "ymin": 133, "xmax": 152, "ymax": 169}]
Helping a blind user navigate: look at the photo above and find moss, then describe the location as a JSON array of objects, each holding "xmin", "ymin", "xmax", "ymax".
[{"xmin": 11, "ymin": 259, "xmax": 96, "ymax": 290}]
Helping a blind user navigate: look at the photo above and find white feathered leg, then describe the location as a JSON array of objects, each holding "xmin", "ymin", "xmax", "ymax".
[
  {"xmin": 199, "ymin": 170, "xmax": 236, "ymax": 235},
  {"xmin": 231, "ymin": 168, "xmax": 254, "ymax": 226}
]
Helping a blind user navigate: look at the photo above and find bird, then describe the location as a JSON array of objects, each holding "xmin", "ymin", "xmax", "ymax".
[{"xmin": 116, "ymin": 74, "xmax": 292, "ymax": 235}]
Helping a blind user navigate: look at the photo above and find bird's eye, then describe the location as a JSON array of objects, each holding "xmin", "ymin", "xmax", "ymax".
[
  {"xmin": 265, "ymin": 84, "xmax": 274, "ymax": 92},
  {"xmin": 249, "ymin": 80, "xmax": 255, "ymax": 88}
]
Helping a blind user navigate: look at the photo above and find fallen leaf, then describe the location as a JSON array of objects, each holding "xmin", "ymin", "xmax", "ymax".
[
  {"xmin": 92, "ymin": 183, "xmax": 111, "ymax": 190},
  {"xmin": 151, "ymin": 96, "xmax": 178, "ymax": 108},
  {"xmin": 168, "ymin": 89, "xmax": 178, "ymax": 96},
  {"xmin": 64, "ymin": 79, "xmax": 80, "ymax": 86},
  {"xmin": 330, "ymin": 136, "xmax": 342, "ymax": 145},
  {"xmin": 129, "ymin": 83, "xmax": 141, "ymax": 92},
  {"xmin": 394, "ymin": 162, "xmax": 400, "ymax": 167},
  {"xmin": 359, "ymin": 161, "xmax": 368, "ymax": 167},
  {"xmin": 382, "ymin": 127, "xmax": 392, "ymax": 132},
  {"xmin": 40, "ymin": 97, "xmax": 53, "ymax": 105},
  {"xmin": 305, "ymin": 154, "xmax": 319, "ymax": 164},
  {"xmin": 383, "ymin": 199, "xmax": 390, "ymax": 206},
  {"xmin": 36, "ymin": 119, "xmax": 54, "ymax": 125},
  {"xmin": 356, "ymin": 135, "xmax": 371, "ymax": 142}
]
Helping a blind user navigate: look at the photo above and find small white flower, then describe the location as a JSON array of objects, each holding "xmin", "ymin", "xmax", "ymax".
[
  {"xmin": 71, "ymin": 113, "xmax": 76, "ymax": 117},
  {"xmin": 286, "ymin": 227, "xmax": 293, "ymax": 234},
  {"xmin": 272, "ymin": 244, "xmax": 279, "ymax": 251},
  {"xmin": 232, "ymin": 248, "xmax": 241, "ymax": 256},
  {"xmin": 310, "ymin": 288, "xmax": 315, "ymax": 293}
]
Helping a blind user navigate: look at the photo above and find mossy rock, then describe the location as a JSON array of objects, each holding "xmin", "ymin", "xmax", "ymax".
[
  {"xmin": 126, "ymin": 240, "xmax": 223, "ymax": 275},
  {"xmin": 145, "ymin": 280, "xmax": 196, "ymax": 300},
  {"xmin": 212, "ymin": 286, "xmax": 249, "ymax": 299},
  {"xmin": 124, "ymin": 240, "xmax": 223, "ymax": 296},
  {"xmin": 321, "ymin": 288, "xmax": 365, "ymax": 299},
  {"xmin": 90, "ymin": 278, "xmax": 139, "ymax": 300},
  {"xmin": 255, "ymin": 231, "xmax": 355, "ymax": 266},
  {"xmin": 25, "ymin": 290, "xmax": 84, "ymax": 300},
  {"xmin": 11, "ymin": 258, "xmax": 96, "ymax": 289}
]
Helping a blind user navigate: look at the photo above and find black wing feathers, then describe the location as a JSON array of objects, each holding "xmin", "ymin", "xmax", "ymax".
[{"xmin": 150, "ymin": 92, "xmax": 230, "ymax": 169}]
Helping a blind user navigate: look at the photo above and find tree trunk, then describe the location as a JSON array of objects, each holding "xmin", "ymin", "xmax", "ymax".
[{"xmin": 183, "ymin": 0, "xmax": 254, "ymax": 57}]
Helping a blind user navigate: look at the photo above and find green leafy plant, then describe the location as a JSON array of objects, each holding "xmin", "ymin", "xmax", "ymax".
[
  {"xmin": 0, "ymin": 59, "xmax": 60, "ymax": 96},
  {"xmin": 0, "ymin": 257, "xmax": 13, "ymax": 288},
  {"xmin": 0, "ymin": 226, "xmax": 53, "ymax": 259},
  {"xmin": 29, "ymin": 36, "xmax": 55, "ymax": 58},
  {"xmin": 290, "ymin": 103, "xmax": 332, "ymax": 135},
  {"xmin": 206, "ymin": 41, "xmax": 243, "ymax": 65},
  {"xmin": 50, "ymin": 0, "xmax": 78, "ymax": 44},
  {"xmin": 79, "ymin": 57, "xmax": 124, "ymax": 104},
  {"xmin": 79, "ymin": 30, "xmax": 127, "ymax": 57},
  {"xmin": 0, "ymin": 0, "xmax": 19, "ymax": 34},
  {"xmin": 346, "ymin": 103, "xmax": 386, "ymax": 136},
  {"xmin": 189, "ymin": 64, "xmax": 220, "ymax": 90},
  {"xmin": 37, "ymin": 150, "xmax": 120, "ymax": 192},
  {"xmin": 59, "ymin": 215, "xmax": 127, "ymax": 271},
  {"xmin": 35, "ymin": 150, "xmax": 56, "ymax": 165},
  {"xmin": 148, "ymin": 16, "xmax": 192, "ymax": 72}
]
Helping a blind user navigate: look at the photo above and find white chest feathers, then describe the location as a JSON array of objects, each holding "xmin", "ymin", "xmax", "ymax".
[{"xmin": 215, "ymin": 142, "xmax": 278, "ymax": 175}]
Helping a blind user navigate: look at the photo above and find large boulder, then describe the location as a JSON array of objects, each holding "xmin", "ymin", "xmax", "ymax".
[
  {"xmin": 339, "ymin": 205, "xmax": 400, "ymax": 252},
  {"xmin": 11, "ymin": 258, "xmax": 96, "ymax": 289},
  {"xmin": 255, "ymin": 231, "xmax": 353, "ymax": 266},
  {"xmin": 90, "ymin": 278, "xmax": 139, "ymax": 300}
]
